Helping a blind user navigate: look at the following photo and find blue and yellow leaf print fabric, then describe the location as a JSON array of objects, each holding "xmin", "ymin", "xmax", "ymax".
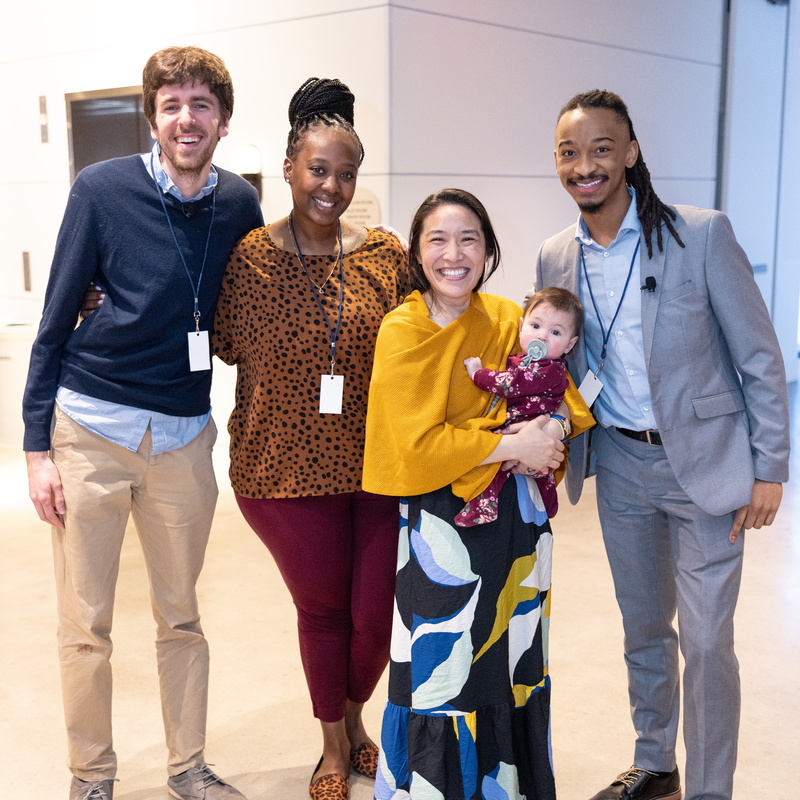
[{"xmin": 376, "ymin": 476, "xmax": 556, "ymax": 800}]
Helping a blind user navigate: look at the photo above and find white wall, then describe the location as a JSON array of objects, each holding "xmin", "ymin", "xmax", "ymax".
[
  {"xmin": 722, "ymin": 0, "xmax": 787, "ymax": 300},
  {"xmin": 774, "ymin": 0, "xmax": 800, "ymax": 383},
  {"xmin": 387, "ymin": 0, "xmax": 724, "ymax": 304},
  {"xmin": 0, "ymin": 1, "xmax": 393, "ymax": 318}
]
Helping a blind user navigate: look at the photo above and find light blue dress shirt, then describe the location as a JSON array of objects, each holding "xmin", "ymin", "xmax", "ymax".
[
  {"xmin": 141, "ymin": 141, "xmax": 218, "ymax": 201},
  {"xmin": 576, "ymin": 188, "xmax": 658, "ymax": 431},
  {"xmin": 55, "ymin": 143, "xmax": 215, "ymax": 454}
]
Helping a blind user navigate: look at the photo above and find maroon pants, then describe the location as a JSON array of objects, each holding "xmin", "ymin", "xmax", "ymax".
[{"xmin": 236, "ymin": 491, "xmax": 399, "ymax": 722}]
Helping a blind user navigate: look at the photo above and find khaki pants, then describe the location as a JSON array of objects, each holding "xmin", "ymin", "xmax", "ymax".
[{"xmin": 50, "ymin": 407, "xmax": 218, "ymax": 780}]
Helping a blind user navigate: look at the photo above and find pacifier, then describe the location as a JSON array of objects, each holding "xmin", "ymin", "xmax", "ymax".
[{"xmin": 526, "ymin": 339, "xmax": 547, "ymax": 361}]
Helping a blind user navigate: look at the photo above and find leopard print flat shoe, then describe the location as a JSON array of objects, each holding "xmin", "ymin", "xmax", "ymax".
[
  {"xmin": 349, "ymin": 742, "xmax": 379, "ymax": 779},
  {"xmin": 309, "ymin": 756, "xmax": 349, "ymax": 800}
]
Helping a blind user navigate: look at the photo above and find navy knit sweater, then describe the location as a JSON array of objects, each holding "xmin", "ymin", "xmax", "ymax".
[{"xmin": 23, "ymin": 155, "xmax": 263, "ymax": 451}]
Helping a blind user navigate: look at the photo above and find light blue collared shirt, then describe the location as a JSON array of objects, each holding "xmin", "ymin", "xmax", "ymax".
[
  {"xmin": 141, "ymin": 141, "xmax": 218, "ymax": 202},
  {"xmin": 54, "ymin": 143, "xmax": 215, "ymax": 454},
  {"xmin": 56, "ymin": 387, "xmax": 211, "ymax": 455},
  {"xmin": 577, "ymin": 188, "xmax": 658, "ymax": 431}
]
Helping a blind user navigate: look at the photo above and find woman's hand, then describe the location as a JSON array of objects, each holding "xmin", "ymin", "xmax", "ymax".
[
  {"xmin": 512, "ymin": 416, "xmax": 565, "ymax": 473},
  {"xmin": 503, "ymin": 416, "xmax": 565, "ymax": 475},
  {"xmin": 482, "ymin": 416, "xmax": 564, "ymax": 473}
]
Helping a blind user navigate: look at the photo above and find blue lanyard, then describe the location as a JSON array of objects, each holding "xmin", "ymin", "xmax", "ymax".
[
  {"xmin": 288, "ymin": 212, "xmax": 345, "ymax": 374},
  {"xmin": 579, "ymin": 237, "xmax": 641, "ymax": 376},
  {"xmin": 150, "ymin": 151, "xmax": 216, "ymax": 331}
]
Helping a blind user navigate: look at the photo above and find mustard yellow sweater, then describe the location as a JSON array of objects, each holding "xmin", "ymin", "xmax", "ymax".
[{"xmin": 363, "ymin": 290, "xmax": 593, "ymax": 501}]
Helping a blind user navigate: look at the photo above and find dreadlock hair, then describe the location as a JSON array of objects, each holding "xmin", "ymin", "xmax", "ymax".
[
  {"xmin": 523, "ymin": 286, "xmax": 583, "ymax": 340},
  {"xmin": 559, "ymin": 89, "xmax": 685, "ymax": 258},
  {"xmin": 286, "ymin": 77, "xmax": 364, "ymax": 165}
]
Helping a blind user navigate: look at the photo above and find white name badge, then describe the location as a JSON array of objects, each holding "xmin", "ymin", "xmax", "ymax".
[
  {"xmin": 319, "ymin": 374, "xmax": 344, "ymax": 414},
  {"xmin": 188, "ymin": 330, "xmax": 211, "ymax": 372},
  {"xmin": 578, "ymin": 369, "xmax": 603, "ymax": 407}
]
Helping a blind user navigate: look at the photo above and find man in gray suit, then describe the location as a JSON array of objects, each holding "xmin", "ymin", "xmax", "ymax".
[{"xmin": 535, "ymin": 90, "xmax": 789, "ymax": 800}]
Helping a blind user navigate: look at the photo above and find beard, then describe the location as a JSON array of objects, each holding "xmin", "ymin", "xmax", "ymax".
[
  {"xmin": 160, "ymin": 135, "xmax": 219, "ymax": 182},
  {"xmin": 576, "ymin": 197, "xmax": 604, "ymax": 214},
  {"xmin": 569, "ymin": 176, "xmax": 608, "ymax": 215}
]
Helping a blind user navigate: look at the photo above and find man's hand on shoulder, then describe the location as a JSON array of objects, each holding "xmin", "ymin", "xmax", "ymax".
[
  {"xmin": 729, "ymin": 479, "xmax": 783, "ymax": 543},
  {"xmin": 26, "ymin": 450, "xmax": 66, "ymax": 528}
]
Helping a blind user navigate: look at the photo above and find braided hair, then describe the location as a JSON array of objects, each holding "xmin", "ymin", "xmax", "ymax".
[
  {"xmin": 286, "ymin": 77, "xmax": 364, "ymax": 165},
  {"xmin": 559, "ymin": 90, "xmax": 685, "ymax": 258}
]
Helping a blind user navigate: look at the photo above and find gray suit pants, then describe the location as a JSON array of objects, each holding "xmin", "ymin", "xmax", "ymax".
[{"xmin": 593, "ymin": 425, "xmax": 743, "ymax": 800}]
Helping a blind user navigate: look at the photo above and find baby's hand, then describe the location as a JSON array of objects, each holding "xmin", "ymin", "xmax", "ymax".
[{"xmin": 464, "ymin": 356, "xmax": 483, "ymax": 379}]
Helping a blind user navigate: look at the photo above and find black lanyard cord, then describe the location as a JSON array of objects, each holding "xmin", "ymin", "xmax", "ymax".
[
  {"xmin": 150, "ymin": 150, "xmax": 216, "ymax": 330},
  {"xmin": 288, "ymin": 211, "xmax": 345, "ymax": 374}
]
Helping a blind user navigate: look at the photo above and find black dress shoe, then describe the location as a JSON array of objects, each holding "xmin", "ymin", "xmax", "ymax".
[{"xmin": 588, "ymin": 766, "xmax": 681, "ymax": 800}]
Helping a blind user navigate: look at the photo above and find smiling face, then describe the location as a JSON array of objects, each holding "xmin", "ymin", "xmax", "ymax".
[
  {"xmin": 519, "ymin": 302, "xmax": 579, "ymax": 360},
  {"xmin": 417, "ymin": 203, "xmax": 486, "ymax": 312},
  {"xmin": 554, "ymin": 106, "xmax": 639, "ymax": 218},
  {"xmin": 283, "ymin": 125, "xmax": 360, "ymax": 231},
  {"xmin": 149, "ymin": 81, "xmax": 229, "ymax": 186}
]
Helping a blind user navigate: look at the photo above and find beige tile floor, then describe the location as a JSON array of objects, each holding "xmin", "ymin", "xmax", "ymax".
[{"xmin": 2, "ymin": 386, "xmax": 798, "ymax": 799}]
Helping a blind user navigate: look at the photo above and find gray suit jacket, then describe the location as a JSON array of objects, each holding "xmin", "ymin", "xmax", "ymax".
[{"xmin": 535, "ymin": 205, "xmax": 790, "ymax": 516}]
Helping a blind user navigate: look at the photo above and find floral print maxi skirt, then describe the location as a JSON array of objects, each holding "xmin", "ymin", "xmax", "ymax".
[{"xmin": 375, "ymin": 475, "xmax": 556, "ymax": 800}]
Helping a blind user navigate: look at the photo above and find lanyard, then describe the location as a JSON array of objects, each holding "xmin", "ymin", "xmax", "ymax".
[
  {"xmin": 150, "ymin": 151, "xmax": 216, "ymax": 331},
  {"xmin": 288, "ymin": 211, "xmax": 345, "ymax": 374},
  {"xmin": 579, "ymin": 236, "xmax": 640, "ymax": 376}
]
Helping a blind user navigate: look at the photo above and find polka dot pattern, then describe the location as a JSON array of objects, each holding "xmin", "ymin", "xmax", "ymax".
[{"xmin": 213, "ymin": 226, "xmax": 410, "ymax": 498}]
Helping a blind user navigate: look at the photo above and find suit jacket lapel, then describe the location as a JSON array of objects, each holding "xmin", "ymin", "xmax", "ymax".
[
  {"xmin": 640, "ymin": 229, "xmax": 667, "ymax": 368},
  {"xmin": 563, "ymin": 238, "xmax": 582, "ymax": 296},
  {"xmin": 564, "ymin": 238, "xmax": 589, "ymax": 380}
]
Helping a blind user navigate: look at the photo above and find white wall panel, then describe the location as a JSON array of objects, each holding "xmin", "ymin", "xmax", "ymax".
[
  {"xmin": 389, "ymin": 0, "xmax": 723, "ymax": 64},
  {"xmin": 0, "ymin": 1, "xmax": 387, "ymax": 62},
  {"xmin": 774, "ymin": 0, "xmax": 800, "ymax": 381},
  {"xmin": 388, "ymin": 3, "xmax": 722, "ymax": 309},
  {"xmin": 388, "ymin": 8, "xmax": 720, "ymax": 183},
  {"xmin": 721, "ymin": 0, "xmax": 789, "ymax": 305},
  {"xmin": 206, "ymin": 10, "xmax": 391, "ymax": 180},
  {"xmin": 0, "ymin": 6, "xmax": 391, "ymax": 308}
]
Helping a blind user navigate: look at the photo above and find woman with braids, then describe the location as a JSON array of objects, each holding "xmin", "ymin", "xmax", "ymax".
[
  {"xmin": 363, "ymin": 189, "xmax": 593, "ymax": 800},
  {"xmin": 213, "ymin": 78, "xmax": 409, "ymax": 800},
  {"xmin": 536, "ymin": 90, "xmax": 788, "ymax": 800}
]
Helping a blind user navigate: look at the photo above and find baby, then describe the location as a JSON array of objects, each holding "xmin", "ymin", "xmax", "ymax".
[{"xmin": 456, "ymin": 286, "xmax": 582, "ymax": 526}]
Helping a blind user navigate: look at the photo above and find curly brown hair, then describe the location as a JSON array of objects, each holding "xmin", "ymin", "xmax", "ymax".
[{"xmin": 142, "ymin": 46, "xmax": 234, "ymax": 127}]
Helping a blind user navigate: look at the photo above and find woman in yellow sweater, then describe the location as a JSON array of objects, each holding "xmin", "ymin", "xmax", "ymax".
[{"xmin": 363, "ymin": 188, "xmax": 592, "ymax": 800}]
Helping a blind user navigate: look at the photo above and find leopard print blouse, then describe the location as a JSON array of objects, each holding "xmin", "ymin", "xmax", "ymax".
[{"xmin": 213, "ymin": 226, "xmax": 410, "ymax": 499}]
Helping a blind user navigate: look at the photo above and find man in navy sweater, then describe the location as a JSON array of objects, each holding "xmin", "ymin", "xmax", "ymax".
[{"xmin": 23, "ymin": 46, "xmax": 263, "ymax": 800}]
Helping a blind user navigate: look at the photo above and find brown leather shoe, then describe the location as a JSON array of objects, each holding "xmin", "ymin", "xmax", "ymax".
[
  {"xmin": 309, "ymin": 757, "xmax": 349, "ymax": 800},
  {"xmin": 588, "ymin": 766, "xmax": 681, "ymax": 800},
  {"xmin": 349, "ymin": 742, "xmax": 379, "ymax": 779}
]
